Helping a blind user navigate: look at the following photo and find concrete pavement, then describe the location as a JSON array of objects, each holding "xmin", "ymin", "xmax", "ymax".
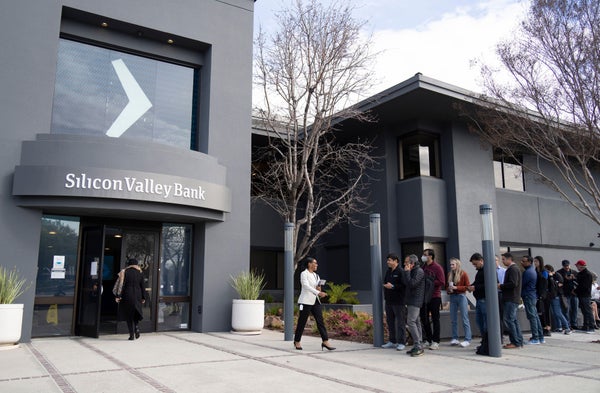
[{"xmin": 1, "ymin": 329, "xmax": 599, "ymax": 393}]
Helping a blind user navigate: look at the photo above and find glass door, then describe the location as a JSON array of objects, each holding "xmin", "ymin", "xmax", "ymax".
[
  {"xmin": 75, "ymin": 227, "xmax": 104, "ymax": 338},
  {"xmin": 118, "ymin": 230, "xmax": 159, "ymax": 333}
]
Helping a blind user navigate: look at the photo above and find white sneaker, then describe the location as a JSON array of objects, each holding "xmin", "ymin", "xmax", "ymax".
[
  {"xmin": 396, "ymin": 343, "xmax": 406, "ymax": 351},
  {"xmin": 381, "ymin": 341, "xmax": 396, "ymax": 349},
  {"xmin": 450, "ymin": 339, "xmax": 459, "ymax": 346},
  {"xmin": 460, "ymin": 341, "xmax": 470, "ymax": 347},
  {"xmin": 429, "ymin": 342, "xmax": 440, "ymax": 350}
]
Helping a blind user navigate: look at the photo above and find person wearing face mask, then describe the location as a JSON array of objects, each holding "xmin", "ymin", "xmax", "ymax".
[{"xmin": 419, "ymin": 248, "xmax": 445, "ymax": 350}]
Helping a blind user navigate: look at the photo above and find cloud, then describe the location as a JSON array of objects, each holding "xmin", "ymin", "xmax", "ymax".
[{"xmin": 369, "ymin": 0, "xmax": 530, "ymax": 95}]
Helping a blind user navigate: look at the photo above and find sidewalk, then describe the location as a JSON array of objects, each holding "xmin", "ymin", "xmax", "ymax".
[{"xmin": 1, "ymin": 329, "xmax": 599, "ymax": 393}]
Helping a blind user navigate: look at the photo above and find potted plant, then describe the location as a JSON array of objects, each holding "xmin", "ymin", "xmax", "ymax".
[
  {"xmin": 230, "ymin": 270, "xmax": 266, "ymax": 335},
  {"xmin": 0, "ymin": 266, "xmax": 31, "ymax": 349}
]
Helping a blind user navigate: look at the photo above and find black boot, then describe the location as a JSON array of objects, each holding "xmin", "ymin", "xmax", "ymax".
[{"xmin": 135, "ymin": 326, "xmax": 140, "ymax": 339}]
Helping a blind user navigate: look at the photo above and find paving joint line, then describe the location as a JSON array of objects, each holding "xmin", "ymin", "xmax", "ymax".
[
  {"xmin": 74, "ymin": 338, "xmax": 176, "ymax": 393},
  {"xmin": 27, "ymin": 343, "xmax": 77, "ymax": 393},
  {"xmin": 168, "ymin": 332, "xmax": 394, "ymax": 392}
]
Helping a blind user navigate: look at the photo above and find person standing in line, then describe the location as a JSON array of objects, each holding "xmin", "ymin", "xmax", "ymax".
[
  {"xmin": 382, "ymin": 253, "xmax": 407, "ymax": 351},
  {"xmin": 293, "ymin": 257, "xmax": 335, "ymax": 351},
  {"xmin": 496, "ymin": 255, "xmax": 507, "ymax": 342},
  {"xmin": 446, "ymin": 258, "xmax": 472, "ymax": 347},
  {"xmin": 545, "ymin": 264, "xmax": 572, "ymax": 334},
  {"xmin": 574, "ymin": 260, "xmax": 595, "ymax": 333},
  {"xmin": 556, "ymin": 260, "xmax": 579, "ymax": 328},
  {"xmin": 521, "ymin": 256, "xmax": 544, "ymax": 344},
  {"xmin": 468, "ymin": 253, "xmax": 488, "ymax": 355},
  {"xmin": 114, "ymin": 258, "xmax": 147, "ymax": 341},
  {"xmin": 498, "ymin": 253, "xmax": 523, "ymax": 349},
  {"xmin": 420, "ymin": 248, "xmax": 445, "ymax": 350},
  {"xmin": 534, "ymin": 256, "xmax": 552, "ymax": 337},
  {"xmin": 401, "ymin": 254, "xmax": 425, "ymax": 357}
]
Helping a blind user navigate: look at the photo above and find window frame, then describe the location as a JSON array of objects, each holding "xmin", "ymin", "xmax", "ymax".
[
  {"xmin": 493, "ymin": 151, "xmax": 525, "ymax": 192},
  {"xmin": 397, "ymin": 131, "xmax": 441, "ymax": 180}
]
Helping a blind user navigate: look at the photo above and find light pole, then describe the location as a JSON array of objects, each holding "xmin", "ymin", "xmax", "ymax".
[
  {"xmin": 284, "ymin": 222, "xmax": 294, "ymax": 341},
  {"xmin": 480, "ymin": 204, "xmax": 501, "ymax": 357},
  {"xmin": 370, "ymin": 213, "xmax": 384, "ymax": 347}
]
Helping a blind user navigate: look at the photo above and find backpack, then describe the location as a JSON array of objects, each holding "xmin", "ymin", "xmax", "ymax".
[
  {"xmin": 423, "ymin": 272, "xmax": 435, "ymax": 306},
  {"xmin": 536, "ymin": 271, "xmax": 548, "ymax": 300}
]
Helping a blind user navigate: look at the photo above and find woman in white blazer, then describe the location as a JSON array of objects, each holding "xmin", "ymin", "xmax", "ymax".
[{"xmin": 293, "ymin": 257, "xmax": 335, "ymax": 351}]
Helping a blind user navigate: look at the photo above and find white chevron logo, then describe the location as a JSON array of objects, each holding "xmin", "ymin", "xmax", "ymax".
[{"xmin": 106, "ymin": 59, "xmax": 152, "ymax": 138}]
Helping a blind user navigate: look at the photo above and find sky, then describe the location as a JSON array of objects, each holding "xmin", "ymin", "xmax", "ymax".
[{"xmin": 253, "ymin": 0, "xmax": 531, "ymax": 101}]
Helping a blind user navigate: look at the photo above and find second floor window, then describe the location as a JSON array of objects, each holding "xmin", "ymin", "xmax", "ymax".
[
  {"xmin": 398, "ymin": 132, "xmax": 440, "ymax": 180},
  {"xmin": 493, "ymin": 151, "xmax": 524, "ymax": 192}
]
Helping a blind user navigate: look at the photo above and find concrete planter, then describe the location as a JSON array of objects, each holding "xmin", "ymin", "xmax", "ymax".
[
  {"xmin": 231, "ymin": 299, "xmax": 264, "ymax": 335},
  {"xmin": 0, "ymin": 304, "xmax": 24, "ymax": 350}
]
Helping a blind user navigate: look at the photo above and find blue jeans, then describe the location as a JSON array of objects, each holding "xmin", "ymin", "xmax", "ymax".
[
  {"xmin": 523, "ymin": 295, "xmax": 543, "ymax": 340},
  {"xmin": 475, "ymin": 298, "xmax": 487, "ymax": 335},
  {"xmin": 550, "ymin": 296, "xmax": 570, "ymax": 330},
  {"xmin": 566, "ymin": 296, "xmax": 579, "ymax": 327},
  {"xmin": 503, "ymin": 301, "xmax": 523, "ymax": 346},
  {"xmin": 449, "ymin": 294, "xmax": 472, "ymax": 341}
]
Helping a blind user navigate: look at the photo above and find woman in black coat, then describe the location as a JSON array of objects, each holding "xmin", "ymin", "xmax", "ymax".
[{"xmin": 115, "ymin": 258, "xmax": 147, "ymax": 340}]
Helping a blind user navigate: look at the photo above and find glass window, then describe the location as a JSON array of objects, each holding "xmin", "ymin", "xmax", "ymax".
[
  {"xmin": 35, "ymin": 216, "xmax": 80, "ymax": 297},
  {"xmin": 33, "ymin": 215, "xmax": 80, "ymax": 337},
  {"xmin": 398, "ymin": 132, "xmax": 441, "ymax": 180},
  {"xmin": 158, "ymin": 302, "xmax": 190, "ymax": 331},
  {"xmin": 32, "ymin": 304, "xmax": 74, "ymax": 337},
  {"xmin": 493, "ymin": 151, "xmax": 524, "ymax": 192},
  {"xmin": 160, "ymin": 224, "xmax": 192, "ymax": 296},
  {"xmin": 51, "ymin": 39, "xmax": 196, "ymax": 150}
]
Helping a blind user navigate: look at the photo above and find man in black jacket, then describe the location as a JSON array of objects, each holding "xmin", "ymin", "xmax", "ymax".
[
  {"xmin": 382, "ymin": 253, "xmax": 407, "ymax": 350},
  {"xmin": 498, "ymin": 252, "xmax": 523, "ymax": 349},
  {"xmin": 556, "ymin": 260, "xmax": 579, "ymax": 328},
  {"xmin": 574, "ymin": 260, "xmax": 595, "ymax": 333},
  {"xmin": 469, "ymin": 253, "xmax": 487, "ymax": 354}
]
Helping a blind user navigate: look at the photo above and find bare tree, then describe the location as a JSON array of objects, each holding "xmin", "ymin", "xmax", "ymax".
[
  {"xmin": 469, "ymin": 0, "xmax": 600, "ymax": 225},
  {"xmin": 253, "ymin": 0, "xmax": 378, "ymax": 264}
]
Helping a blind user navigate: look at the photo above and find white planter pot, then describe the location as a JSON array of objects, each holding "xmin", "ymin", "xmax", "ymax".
[
  {"xmin": 0, "ymin": 304, "xmax": 24, "ymax": 350},
  {"xmin": 231, "ymin": 299, "xmax": 264, "ymax": 335}
]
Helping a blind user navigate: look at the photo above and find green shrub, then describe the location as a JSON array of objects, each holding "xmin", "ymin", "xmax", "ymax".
[
  {"xmin": 230, "ymin": 270, "xmax": 266, "ymax": 300},
  {"xmin": 0, "ymin": 266, "xmax": 30, "ymax": 304},
  {"xmin": 324, "ymin": 282, "xmax": 359, "ymax": 304},
  {"xmin": 266, "ymin": 305, "xmax": 282, "ymax": 316},
  {"xmin": 260, "ymin": 292, "xmax": 275, "ymax": 303}
]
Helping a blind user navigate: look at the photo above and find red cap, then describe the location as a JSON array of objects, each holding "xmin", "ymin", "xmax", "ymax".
[{"xmin": 575, "ymin": 260, "xmax": 586, "ymax": 267}]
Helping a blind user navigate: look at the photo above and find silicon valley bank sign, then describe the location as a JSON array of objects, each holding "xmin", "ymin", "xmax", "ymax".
[
  {"xmin": 65, "ymin": 173, "xmax": 206, "ymax": 200},
  {"xmin": 13, "ymin": 166, "xmax": 231, "ymax": 213}
]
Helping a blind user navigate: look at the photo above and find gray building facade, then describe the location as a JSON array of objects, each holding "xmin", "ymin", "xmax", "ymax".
[
  {"xmin": 251, "ymin": 74, "xmax": 600, "ymax": 300},
  {"xmin": 1, "ymin": 0, "xmax": 254, "ymax": 340}
]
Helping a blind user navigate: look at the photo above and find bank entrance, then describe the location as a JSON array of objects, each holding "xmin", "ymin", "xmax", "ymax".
[{"xmin": 32, "ymin": 216, "xmax": 193, "ymax": 338}]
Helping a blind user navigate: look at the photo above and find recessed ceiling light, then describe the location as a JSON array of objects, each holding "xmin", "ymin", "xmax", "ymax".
[
  {"xmin": 101, "ymin": 22, "xmax": 108, "ymax": 28},
  {"xmin": 114, "ymin": 234, "xmax": 122, "ymax": 238},
  {"xmin": 48, "ymin": 231, "xmax": 57, "ymax": 235},
  {"xmin": 167, "ymin": 39, "xmax": 174, "ymax": 44}
]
